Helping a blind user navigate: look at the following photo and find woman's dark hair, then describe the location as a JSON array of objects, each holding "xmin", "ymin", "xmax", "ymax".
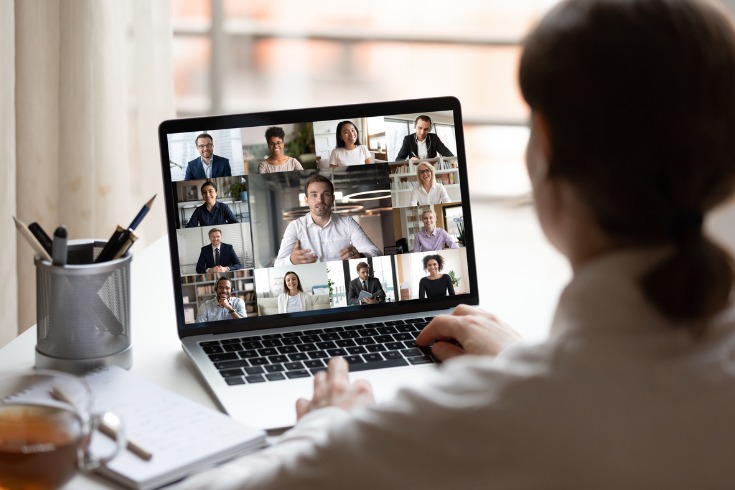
[
  {"xmin": 265, "ymin": 126, "xmax": 286, "ymax": 142},
  {"xmin": 335, "ymin": 121, "xmax": 361, "ymax": 148},
  {"xmin": 283, "ymin": 271, "xmax": 303, "ymax": 293},
  {"xmin": 422, "ymin": 254, "xmax": 444, "ymax": 272},
  {"xmin": 519, "ymin": 0, "xmax": 735, "ymax": 331},
  {"xmin": 201, "ymin": 181, "xmax": 216, "ymax": 193}
]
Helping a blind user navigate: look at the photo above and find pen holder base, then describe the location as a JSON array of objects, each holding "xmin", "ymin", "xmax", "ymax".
[
  {"xmin": 35, "ymin": 239, "xmax": 132, "ymax": 373},
  {"xmin": 35, "ymin": 345, "xmax": 133, "ymax": 375}
]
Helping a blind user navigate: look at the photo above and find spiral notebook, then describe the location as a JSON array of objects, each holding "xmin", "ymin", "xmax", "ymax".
[{"xmin": 84, "ymin": 366, "xmax": 267, "ymax": 489}]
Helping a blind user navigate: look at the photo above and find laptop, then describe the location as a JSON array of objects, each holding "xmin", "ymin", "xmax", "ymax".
[{"xmin": 158, "ymin": 96, "xmax": 478, "ymax": 430}]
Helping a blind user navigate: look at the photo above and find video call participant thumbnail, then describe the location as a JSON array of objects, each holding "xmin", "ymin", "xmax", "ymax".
[
  {"xmin": 413, "ymin": 210, "xmax": 459, "ymax": 252},
  {"xmin": 409, "ymin": 162, "xmax": 451, "ymax": 206},
  {"xmin": 277, "ymin": 271, "xmax": 314, "ymax": 313},
  {"xmin": 258, "ymin": 126, "xmax": 305, "ymax": 174},
  {"xmin": 185, "ymin": 133, "xmax": 232, "ymax": 181},
  {"xmin": 418, "ymin": 254, "xmax": 455, "ymax": 299},
  {"xmin": 196, "ymin": 276, "xmax": 246, "ymax": 322},
  {"xmin": 186, "ymin": 181, "xmax": 239, "ymax": 228},
  {"xmin": 328, "ymin": 121, "xmax": 372, "ymax": 167},
  {"xmin": 274, "ymin": 174, "xmax": 380, "ymax": 266},
  {"xmin": 196, "ymin": 228, "xmax": 243, "ymax": 274},
  {"xmin": 395, "ymin": 115, "xmax": 454, "ymax": 161},
  {"xmin": 347, "ymin": 262, "xmax": 385, "ymax": 305}
]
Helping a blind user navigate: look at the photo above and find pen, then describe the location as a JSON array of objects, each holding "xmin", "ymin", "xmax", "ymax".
[
  {"xmin": 96, "ymin": 195, "xmax": 156, "ymax": 263},
  {"xmin": 112, "ymin": 228, "xmax": 138, "ymax": 260},
  {"xmin": 28, "ymin": 222, "xmax": 53, "ymax": 256},
  {"xmin": 13, "ymin": 216, "xmax": 53, "ymax": 262},
  {"xmin": 52, "ymin": 226, "xmax": 68, "ymax": 266}
]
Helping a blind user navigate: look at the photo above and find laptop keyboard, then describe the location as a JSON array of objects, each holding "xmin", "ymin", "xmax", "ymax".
[{"xmin": 199, "ymin": 317, "xmax": 436, "ymax": 385}]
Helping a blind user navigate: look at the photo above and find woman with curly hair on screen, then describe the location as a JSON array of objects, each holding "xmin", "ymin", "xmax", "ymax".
[
  {"xmin": 418, "ymin": 254, "xmax": 455, "ymax": 299},
  {"xmin": 258, "ymin": 126, "xmax": 304, "ymax": 173}
]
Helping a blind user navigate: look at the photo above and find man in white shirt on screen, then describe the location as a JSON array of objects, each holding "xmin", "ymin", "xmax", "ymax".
[{"xmin": 274, "ymin": 174, "xmax": 380, "ymax": 266}]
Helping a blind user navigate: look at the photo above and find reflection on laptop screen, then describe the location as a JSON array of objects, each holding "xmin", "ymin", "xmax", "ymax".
[{"xmin": 160, "ymin": 98, "xmax": 477, "ymax": 335}]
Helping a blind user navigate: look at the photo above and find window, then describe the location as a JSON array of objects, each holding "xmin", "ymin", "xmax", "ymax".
[{"xmin": 172, "ymin": 1, "xmax": 560, "ymax": 197}]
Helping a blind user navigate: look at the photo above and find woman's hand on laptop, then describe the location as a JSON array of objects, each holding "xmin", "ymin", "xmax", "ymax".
[
  {"xmin": 295, "ymin": 357, "xmax": 375, "ymax": 420},
  {"xmin": 416, "ymin": 305, "xmax": 522, "ymax": 361}
]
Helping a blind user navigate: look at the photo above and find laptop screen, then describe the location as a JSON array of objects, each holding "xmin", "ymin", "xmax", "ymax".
[{"xmin": 159, "ymin": 97, "xmax": 478, "ymax": 337}]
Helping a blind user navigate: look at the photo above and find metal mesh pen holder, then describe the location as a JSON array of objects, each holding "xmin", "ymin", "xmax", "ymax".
[{"xmin": 35, "ymin": 239, "xmax": 132, "ymax": 374}]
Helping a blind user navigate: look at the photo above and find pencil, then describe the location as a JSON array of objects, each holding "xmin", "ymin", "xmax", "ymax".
[
  {"xmin": 13, "ymin": 216, "xmax": 53, "ymax": 262},
  {"xmin": 128, "ymin": 194, "xmax": 156, "ymax": 231},
  {"xmin": 50, "ymin": 387, "xmax": 153, "ymax": 461}
]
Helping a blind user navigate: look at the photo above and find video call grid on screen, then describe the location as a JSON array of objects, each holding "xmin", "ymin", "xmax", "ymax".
[{"xmin": 159, "ymin": 98, "xmax": 478, "ymax": 333}]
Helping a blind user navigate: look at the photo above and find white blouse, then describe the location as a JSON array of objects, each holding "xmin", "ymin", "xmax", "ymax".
[
  {"xmin": 408, "ymin": 182, "xmax": 451, "ymax": 206},
  {"xmin": 328, "ymin": 146, "xmax": 371, "ymax": 166}
]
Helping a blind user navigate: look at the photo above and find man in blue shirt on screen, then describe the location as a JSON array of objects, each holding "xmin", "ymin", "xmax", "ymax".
[{"xmin": 196, "ymin": 277, "xmax": 246, "ymax": 322}]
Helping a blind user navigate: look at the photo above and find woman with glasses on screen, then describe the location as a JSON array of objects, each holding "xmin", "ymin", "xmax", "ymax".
[
  {"xmin": 257, "ymin": 126, "xmax": 304, "ymax": 174},
  {"xmin": 178, "ymin": 0, "xmax": 735, "ymax": 488},
  {"xmin": 408, "ymin": 161, "xmax": 450, "ymax": 206}
]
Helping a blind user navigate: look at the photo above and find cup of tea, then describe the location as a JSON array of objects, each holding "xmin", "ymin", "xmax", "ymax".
[{"xmin": 0, "ymin": 370, "xmax": 125, "ymax": 489}]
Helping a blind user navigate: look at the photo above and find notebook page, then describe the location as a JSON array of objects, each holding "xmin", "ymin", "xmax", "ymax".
[{"xmin": 87, "ymin": 366, "xmax": 267, "ymax": 490}]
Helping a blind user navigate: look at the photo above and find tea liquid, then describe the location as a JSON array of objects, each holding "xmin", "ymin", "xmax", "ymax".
[{"xmin": 0, "ymin": 404, "xmax": 83, "ymax": 490}]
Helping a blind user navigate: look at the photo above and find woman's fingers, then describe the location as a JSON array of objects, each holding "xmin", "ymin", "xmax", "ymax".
[
  {"xmin": 417, "ymin": 305, "xmax": 522, "ymax": 357},
  {"xmin": 296, "ymin": 357, "xmax": 375, "ymax": 420},
  {"xmin": 430, "ymin": 341, "xmax": 466, "ymax": 361}
]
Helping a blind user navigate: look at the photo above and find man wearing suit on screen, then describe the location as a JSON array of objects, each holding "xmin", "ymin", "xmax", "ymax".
[
  {"xmin": 395, "ymin": 115, "xmax": 454, "ymax": 161},
  {"xmin": 196, "ymin": 228, "xmax": 243, "ymax": 274},
  {"xmin": 347, "ymin": 262, "xmax": 385, "ymax": 305},
  {"xmin": 185, "ymin": 134, "xmax": 232, "ymax": 180}
]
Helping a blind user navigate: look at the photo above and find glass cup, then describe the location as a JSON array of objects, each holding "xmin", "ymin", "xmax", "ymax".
[{"xmin": 0, "ymin": 370, "xmax": 125, "ymax": 489}]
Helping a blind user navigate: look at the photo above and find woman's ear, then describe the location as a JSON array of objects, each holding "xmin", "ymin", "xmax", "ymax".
[
  {"xmin": 536, "ymin": 112, "xmax": 552, "ymax": 161},
  {"xmin": 526, "ymin": 112, "xmax": 553, "ymax": 186}
]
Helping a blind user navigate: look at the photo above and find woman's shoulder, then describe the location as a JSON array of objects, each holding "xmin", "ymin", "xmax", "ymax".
[{"xmin": 286, "ymin": 157, "xmax": 304, "ymax": 169}]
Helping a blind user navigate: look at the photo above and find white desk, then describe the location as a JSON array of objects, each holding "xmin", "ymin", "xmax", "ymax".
[{"xmin": 0, "ymin": 199, "xmax": 569, "ymax": 489}]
